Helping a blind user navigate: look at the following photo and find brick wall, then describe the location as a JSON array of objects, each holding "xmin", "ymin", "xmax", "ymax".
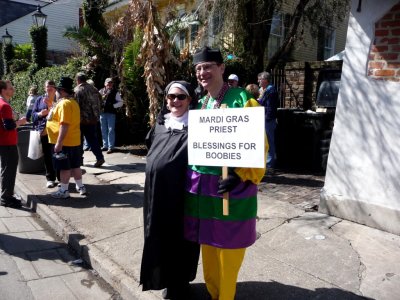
[
  {"xmin": 284, "ymin": 62, "xmax": 306, "ymax": 108},
  {"xmin": 284, "ymin": 60, "xmax": 342, "ymax": 110},
  {"xmin": 368, "ymin": 3, "xmax": 400, "ymax": 82}
]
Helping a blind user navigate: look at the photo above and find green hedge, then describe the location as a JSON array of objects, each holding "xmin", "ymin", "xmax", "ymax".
[
  {"xmin": 7, "ymin": 57, "xmax": 88, "ymax": 115},
  {"xmin": 30, "ymin": 26, "xmax": 48, "ymax": 72}
]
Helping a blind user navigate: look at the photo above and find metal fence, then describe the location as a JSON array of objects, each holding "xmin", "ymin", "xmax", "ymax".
[{"xmin": 269, "ymin": 68, "xmax": 286, "ymax": 108}]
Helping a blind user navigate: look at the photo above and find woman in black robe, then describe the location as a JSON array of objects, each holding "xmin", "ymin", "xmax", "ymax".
[{"xmin": 140, "ymin": 81, "xmax": 200, "ymax": 300}]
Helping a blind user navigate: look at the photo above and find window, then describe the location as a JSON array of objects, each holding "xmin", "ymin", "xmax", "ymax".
[
  {"xmin": 318, "ymin": 27, "xmax": 336, "ymax": 60},
  {"xmin": 267, "ymin": 12, "xmax": 285, "ymax": 59},
  {"xmin": 177, "ymin": 4, "xmax": 185, "ymax": 17},
  {"xmin": 179, "ymin": 31, "xmax": 186, "ymax": 50},
  {"xmin": 212, "ymin": 12, "xmax": 223, "ymax": 36},
  {"xmin": 189, "ymin": 23, "xmax": 199, "ymax": 50}
]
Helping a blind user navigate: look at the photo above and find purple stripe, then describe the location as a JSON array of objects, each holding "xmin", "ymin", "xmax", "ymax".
[
  {"xmin": 184, "ymin": 216, "xmax": 256, "ymax": 249},
  {"xmin": 186, "ymin": 169, "xmax": 258, "ymax": 198},
  {"xmin": 186, "ymin": 169, "xmax": 201, "ymax": 193}
]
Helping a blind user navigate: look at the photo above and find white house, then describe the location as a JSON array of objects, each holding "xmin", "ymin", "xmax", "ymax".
[
  {"xmin": 320, "ymin": 0, "xmax": 400, "ymax": 235},
  {"xmin": 0, "ymin": 0, "xmax": 82, "ymax": 53}
]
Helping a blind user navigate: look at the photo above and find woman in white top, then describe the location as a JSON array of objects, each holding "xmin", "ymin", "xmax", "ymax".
[{"xmin": 25, "ymin": 86, "xmax": 39, "ymax": 122}]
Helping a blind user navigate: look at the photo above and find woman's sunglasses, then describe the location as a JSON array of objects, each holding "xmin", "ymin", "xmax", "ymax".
[{"xmin": 167, "ymin": 93, "xmax": 188, "ymax": 100}]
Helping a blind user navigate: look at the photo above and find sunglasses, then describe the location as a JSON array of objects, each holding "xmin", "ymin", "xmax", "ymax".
[{"xmin": 167, "ymin": 93, "xmax": 188, "ymax": 100}]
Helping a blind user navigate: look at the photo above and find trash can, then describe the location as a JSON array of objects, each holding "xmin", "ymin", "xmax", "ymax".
[
  {"xmin": 276, "ymin": 109, "xmax": 326, "ymax": 172},
  {"xmin": 17, "ymin": 125, "xmax": 45, "ymax": 174},
  {"xmin": 276, "ymin": 108, "xmax": 302, "ymax": 168}
]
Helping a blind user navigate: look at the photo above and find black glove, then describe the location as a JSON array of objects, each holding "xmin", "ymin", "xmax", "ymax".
[{"xmin": 218, "ymin": 169, "xmax": 241, "ymax": 194}]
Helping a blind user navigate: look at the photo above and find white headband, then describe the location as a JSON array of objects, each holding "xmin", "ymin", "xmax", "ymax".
[{"xmin": 167, "ymin": 83, "xmax": 190, "ymax": 96}]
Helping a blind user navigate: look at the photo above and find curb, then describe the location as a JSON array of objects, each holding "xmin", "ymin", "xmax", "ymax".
[{"xmin": 15, "ymin": 177, "xmax": 158, "ymax": 300}]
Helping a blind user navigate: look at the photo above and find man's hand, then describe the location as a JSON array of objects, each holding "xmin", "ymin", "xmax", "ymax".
[
  {"xmin": 218, "ymin": 170, "xmax": 241, "ymax": 194},
  {"xmin": 54, "ymin": 142, "xmax": 62, "ymax": 153},
  {"xmin": 16, "ymin": 117, "xmax": 27, "ymax": 127}
]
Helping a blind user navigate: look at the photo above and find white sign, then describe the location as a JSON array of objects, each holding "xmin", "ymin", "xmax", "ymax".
[{"xmin": 188, "ymin": 107, "xmax": 265, "ymax": 168}]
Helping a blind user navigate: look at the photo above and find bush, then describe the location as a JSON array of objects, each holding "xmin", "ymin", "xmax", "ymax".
[
  {"xmin": 14, "ymin": 44, "xmax": 32, "ymax": 60},
  {"xmin": 6, "ymin": 57, "xmax": 87, "ymax": 114},
  {"xmin": 10, "ymin": 59, "xmax": 30, "ymax": 73},
  {"xmin": 120, "ymin": 29, "xmax": 149, "ymax": 144},
  {"xmin": 30, "ymin": 26, "xmax": 48, "ymax": 71}
]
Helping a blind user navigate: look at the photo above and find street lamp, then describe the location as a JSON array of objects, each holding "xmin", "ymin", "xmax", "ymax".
[
  {"xmin": 2, "ymin": 28, "xmax": 13, "ymax": 45},
  {"xmin": 32, "ymin": 5, "xmax": 47, "ymax": 27},
  {"xmin": 2, "ymin": 28, "xmax": 14, "ymax": 75}
]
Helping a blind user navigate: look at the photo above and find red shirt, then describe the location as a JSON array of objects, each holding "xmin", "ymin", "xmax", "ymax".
[{"xmin": 0, "ymin": 97, "xmax": 17, "ymax": 146}]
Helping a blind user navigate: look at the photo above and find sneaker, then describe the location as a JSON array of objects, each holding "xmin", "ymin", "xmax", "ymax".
[
  {"xmin": 94, "ymin": 158, "xmax": 105, "ymax": 167},
  {"xmin": 101, "ymin": 147, "xmax": 108, "ymax": 151},
  {"xmin": 106, "ymin": 148, "xmax": 114, "ymax": 154},
  {"xmin": 76, "ymin": 185, "xmax": 87, "ymax": 196},
  {"xmin": 51, "ymin": 189, "xmax": 70, "ymax": 199},
  {"xmin": 46, "ymin": 181, "xmax": 57, "ymax": 188}
]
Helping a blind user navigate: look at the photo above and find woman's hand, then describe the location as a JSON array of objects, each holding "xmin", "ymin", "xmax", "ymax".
[{"xmin": 39, "ymin": 108, "xmax": 49, "ymax": 117}]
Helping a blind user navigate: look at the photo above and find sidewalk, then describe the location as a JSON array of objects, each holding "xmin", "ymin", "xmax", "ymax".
[
  {"xmin": 15, "ymin": 150, "xmax": 400, "ymax": 300},
  {"xmin": 0, "ymin": 204, "xmax": 118, "ymax": 299}
]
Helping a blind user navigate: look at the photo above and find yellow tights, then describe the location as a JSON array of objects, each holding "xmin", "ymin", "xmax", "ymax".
[{"xmin": 202, "ymin": 244, "xmax": 246, "ymax": 300}]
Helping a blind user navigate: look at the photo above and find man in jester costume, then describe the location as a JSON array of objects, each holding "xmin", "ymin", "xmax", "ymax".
[{"xmin": 184, "ymin": 47, "xmax": 268, "ymax": 300}]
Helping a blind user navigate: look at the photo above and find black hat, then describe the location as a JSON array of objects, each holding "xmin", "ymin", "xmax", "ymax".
[
  {"xmin": 57, "ymin": 77, "xmax": 74, "ymax": 93},
  {"xmin": 192, "ymin": 46, "xmax": 223, "ymax": 66}
]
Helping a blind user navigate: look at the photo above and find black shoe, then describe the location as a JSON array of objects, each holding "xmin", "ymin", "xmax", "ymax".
[
  {"xmin": 94, "ymin": 158, "xmax": 105, "ymax": 167},
  {"xmin": 1, "ymin": 197, "xmax": 22, "ymax": 208},
  {"xmin": 101, "ymin": 147, "xmax": 108, "ymax": 151}
]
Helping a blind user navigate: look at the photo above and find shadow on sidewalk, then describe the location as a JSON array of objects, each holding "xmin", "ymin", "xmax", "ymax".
[
  {"xmin": 261, "ymin": 173, "xmax": 324, "ymax": 188},
  {"xmin": 189, "ymin": 281, "xmax": 373, "ymax": 300},
  {"xmin": 83, "ymin": 162, "xmax": 146, "ymax": 175},
  {"xmin": 0, "ymin": 233, "xmax": 83, "ymax": 265},
  {"xmin": 34, "ymin": 183, "xmax": 144, "ymax": 209}
]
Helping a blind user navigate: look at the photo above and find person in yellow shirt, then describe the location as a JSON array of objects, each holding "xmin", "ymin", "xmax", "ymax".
[{"xmin": 46, "ymin": 77, "xmax": 86, "ymax": 198}]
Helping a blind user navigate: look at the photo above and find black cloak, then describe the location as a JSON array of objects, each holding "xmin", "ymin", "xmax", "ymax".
[{"xmin": 140, "ymin": 121, "xmax": 200, "ymax": 291}]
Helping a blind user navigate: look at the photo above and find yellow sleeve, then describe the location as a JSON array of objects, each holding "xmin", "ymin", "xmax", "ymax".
[{"xmin": 234, "ymin": 98, "xmax": 269, "ymax": 184}]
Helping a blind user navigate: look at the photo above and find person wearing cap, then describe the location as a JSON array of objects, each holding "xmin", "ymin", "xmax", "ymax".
[
  {"xmin": 0, "ymin": 80, "xmax": 27, "ymax": 208},
  {"xmin": 227, "ymin": 74, "xmax": 239, "ymax": 87},
  {"xmin": 31, "ymin": 80, "xmax": 59, "ymax": 188},
  {"xmin": 46, "ymin": 77, "xmax": 86, "ymax": 198},
  {"xmin": 75, "ymin": 72, "xmax": 105, "ymax": 167},
  {"xmin": 140, "ymin": 81, "xmax": 200, "ymax": 300},
  {"xmin": 185, "ymin": 46, "xmax": 267, "ymax": 300},
  {"xmin": 99, "ymin": 78, "xmax": 123, "ymax": 154}
]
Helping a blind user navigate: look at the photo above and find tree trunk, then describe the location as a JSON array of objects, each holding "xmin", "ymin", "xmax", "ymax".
[
  {"xmin": 266, "ymin": 0, "xmax": 312, "ymax": 70},
  {"xmin": 242, "ymin": 0, "xmax": 276, "ymax": 72}
]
